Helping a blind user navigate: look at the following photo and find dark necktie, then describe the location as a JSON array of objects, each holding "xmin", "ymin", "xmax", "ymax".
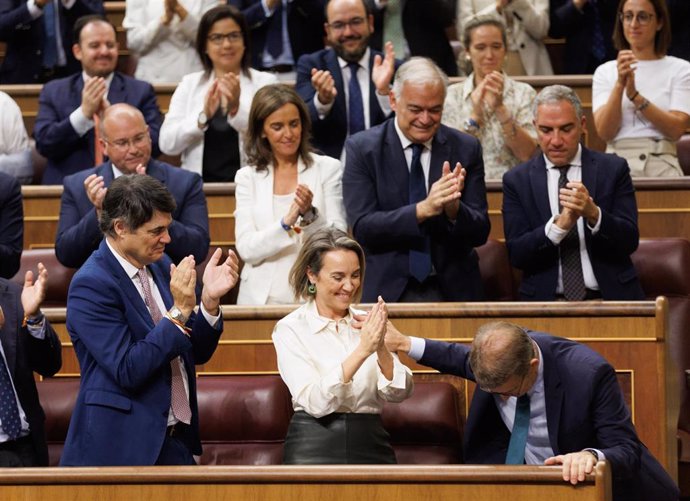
[
  {"xmin": 590, "ymin": 0, "xmax": 606, "ymax": 62},
  {"xmin": 266, "ymin": 1, "xmax": 284, "ymax": 59},
  {"xmin": 505, "ymin": 393, "xmax": 530, "ymax": 464},
  {"xmin": 557, "ymin": 165, "xmax": 587, "ymax": 301},
  {"xmin": 348, "ymin": 62, "xmax": 365, "ymax": 135},
  {"xmin": 137, "ymin": 268, "xmax": 192, "ymax": 425},
  {"xmin": 42, "ymin": 0, "xmax": 58, "ymax": 69},
  {"xmin": 0, "ymin": 351, "xmax": 22, "ymax": 440},
  {"xmin": 408, "ymin": 143, "xmax": 431, "ymax": 283}
]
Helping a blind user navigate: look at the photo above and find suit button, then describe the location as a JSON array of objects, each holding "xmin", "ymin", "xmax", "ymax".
[
  {"xmin": 520, "ymin": 43, "xmax": 525, "ymax": 49},
  {"xmin": 639, "ymin": 154, "xmax": 646, "ymax": 160}
]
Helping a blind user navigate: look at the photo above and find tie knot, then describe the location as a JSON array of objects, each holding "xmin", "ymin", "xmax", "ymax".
[
  {"xmin": 411, "ymin": 143, "xmax": 424, "ymax": 157},
  {"xmin": 348, "ymin": 62, "xmax": 360, "ymax": 76}
]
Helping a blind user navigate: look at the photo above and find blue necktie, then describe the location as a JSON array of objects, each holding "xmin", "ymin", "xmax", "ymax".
[
  {"xmin": 42, "ymin": 0, "xmax": 58, "ymax": 69},
  {"xmin": 590, "ymin": 0, "xmax": 606, "ymax": 62},
  {"xmin": 0, "ymin": 352, "xmax": 22, "ymax": 440},
  {"xmin": 505, "ymin": 393, "xmax": 530, "ymax": 464},
  {"xmin": 348, "ymin": 62, "xmax": 365, "ymax": 135},
  {"xmin": 408, "ymin": 143, "xmax": 431, "ymax": 283},
  {"xmin": 266, "ymin": 1, "xmax": 284, "ymax": 59}
]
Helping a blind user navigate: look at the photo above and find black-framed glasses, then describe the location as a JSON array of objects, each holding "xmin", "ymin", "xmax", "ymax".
[
  {"xmin": 327, "ymin": 17, "xmax": 366, "ymax": 32},
  {"xmin": 207, "ymin": 31, "xmax": 243, "ymax": 45},
  {"xmin": 619, "ymin": 11, "xmax": 655, "ymax": 25}
]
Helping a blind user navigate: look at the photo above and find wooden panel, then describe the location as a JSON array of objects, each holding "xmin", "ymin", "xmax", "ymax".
[
  {"xmin": 43, "ymin": 299, "xmax": 678, "ymax": 477},
  {"xmin": 0, "ymin": 464, "xmax": 611, "ymax": 501}
]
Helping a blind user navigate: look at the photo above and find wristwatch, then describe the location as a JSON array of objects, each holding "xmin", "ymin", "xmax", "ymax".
[
  {"xmin": 197, "ymin": 111, "xmax": 209, "ymax": 130},
  {"xmin": 463, "ymin": 117, "xmax": 480, "ymax": 135},
  {"xmin": 168, "ymin": 306, "xmax": 189, "ymax": 325}
]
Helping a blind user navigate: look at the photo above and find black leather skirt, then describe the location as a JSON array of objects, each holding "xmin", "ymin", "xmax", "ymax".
[{"xmin": 283, "ymin": 411, "xmax": 396, "ymax": 464}]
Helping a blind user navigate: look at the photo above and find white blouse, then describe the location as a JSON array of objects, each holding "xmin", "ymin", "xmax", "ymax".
[{"xmin": 272, "ymin": 300, "xmax": 414, "ymax": 418}]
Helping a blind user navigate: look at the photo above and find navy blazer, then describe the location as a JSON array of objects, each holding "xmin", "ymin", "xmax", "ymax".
[
  {"xmin": 60, "ymin": 240, "xmax": 222, "ymax": 466},
  {"xmin": 0, "ymin": 0, "xmax": 104, "ymax": 84},
  {"xmin": 0, "ymin": 278, "xmax": 62, "ymax": 465},
  {"xmin": 419, "ymin": 333, "xmax": 679, "ymax": 501},
  {"xmin": 549, "ymin": 0, "xmax": 618, "ymax": 74},
  {"xmin": 295, "ymin": 48, "xmax": 395, "ymax": 159},
  {"xmin": 401, "ymin": 0, "xmax": 458, "ymax": 76},
  {"xmin": 343, "ymin": 119, "xmax": 490, "ymax": 302},
  {"xmin": 0, "ymin": 172, "xmax": 22, "ymax": 279},
  {"xmin": 55, "ymin": 160, "xmax": 210, "ymax": 269},
  {"xmin": 227, "ymin": 0, "xmax": 325, "ymax": 69},
  {"xmin": 502, "ymin": 148, "xmax": 644, "ymax": 301},
  {"xmin": 34, "ymin": 72, "xmax": 163, "ymax": 185}
]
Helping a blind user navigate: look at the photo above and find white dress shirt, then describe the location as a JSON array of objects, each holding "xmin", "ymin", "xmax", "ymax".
[{"xmin": 273, "ymin": 301, "xmax": 413, "ymax": 418}]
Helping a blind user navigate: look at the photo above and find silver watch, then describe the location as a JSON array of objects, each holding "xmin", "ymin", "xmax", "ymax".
[
  {"xmin": 168, "ymin": 305, "xmax": 188, "ymax": 325},
  {"xmin": 197, "ymin": 111, "xmax": 209, "ymax": 130}
]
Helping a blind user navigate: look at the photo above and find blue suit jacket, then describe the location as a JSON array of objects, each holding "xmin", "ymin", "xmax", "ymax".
[
  {"xmin": 343, "ymin": 120, "xmax": 490, "ymax": 302},
  {"xmin": 55, "ymin": 160, "xmax": 210, "ymax": 269},
  {"xmin": 227, "ymin": 0, "xmax": 325, "ymax": 69},
  {"xmin": 60, "ymin": 239, "xmax": 222, "ymax": 466},
  {"xmin": 0, "ymin": 278, "xmax": 62, "ymax": 465},
  {"xmin": 419, "ymin": 333, "xmax": 679, "ymax": 501},
  {"xmin": 502, "ymin": 148, "xmax": 644, "ymax": 301},
  {"xmin": 295, "ymin": 48, "xmax": 395, "ymax": 159},
  {"xmin": 34, "ymin": 72, "xmax": 163, "ymax": 184},
  {"xmin": 0, "ymin": 172, "xmax": 22, "ymax": 279},
  {"xmin": 0, "ymin": 0, "xmax": 104, "ymax": 83}
]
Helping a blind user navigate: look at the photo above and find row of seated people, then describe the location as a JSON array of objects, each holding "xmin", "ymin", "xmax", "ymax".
[{"xmin": 2, "ymin": 0, "xmax": 690, "ymax": 188}]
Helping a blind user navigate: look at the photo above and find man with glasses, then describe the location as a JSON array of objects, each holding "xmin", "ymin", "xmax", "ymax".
[
  {"xmin": 54, "ymin": 103, "xmax": 209, "ymax": 269},
  {"xmin": 295, "ymin": 0, "xmax": 397, "ymax": 160},
  {"xmin": 34, "ymin": 14, "xmax": 163, "ymax": 184},
  {"xmin": 384, "ymin": 320, "xmax": 679, "ymax": 501}
]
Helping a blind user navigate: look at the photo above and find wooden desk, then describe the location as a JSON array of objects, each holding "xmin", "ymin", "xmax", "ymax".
[
  {"xmin": 44, "ymin": 299, "xmax": 678, "ymax": 476},
  {"xmin": 0, "ymin": 464, "xmax": 611, "ymax": 501}
]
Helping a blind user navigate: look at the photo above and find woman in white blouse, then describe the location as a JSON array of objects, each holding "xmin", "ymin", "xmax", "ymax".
[
  {"xmin": 234, "ymin": 84, "xmax": 347, "ymax": 305},
  {"xmin": 159, "ymin": 5, "xmax": 277, "ymax": 180},
  {"xmin": 273, "ymin": 228, "xmax": 413, "ymax": 464},
  {"xmin": 123, "ymin": 0, "xmax": 218, "ymax": 83},
  {"xmin": 457, "ymin": 0, "xmax": 552, "ymax": 75}
]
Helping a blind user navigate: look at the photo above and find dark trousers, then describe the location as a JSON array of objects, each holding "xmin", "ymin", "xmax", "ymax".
[
  {"xmin": 0, "ymin": 435, "xmax": 38, "ymax": 467},
  {"xmin": 155, "ymin": 424, "xmax": 195, "ymax": 465}
]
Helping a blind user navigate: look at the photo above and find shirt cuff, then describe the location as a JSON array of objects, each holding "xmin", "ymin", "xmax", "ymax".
[
  {"xmin": 28, "ymin": 0, "xmax": 43, "ymax": 18},
  {"xmin": 27, "ymin": 319, "xmax": 47, "ymax": 340},
  {"xmin": 313, "ymin": 93, "xmax": 334, "ymax": 120},
  {"xmin": 70, "ymin": 107, "xmax": 95, "ymax": 137},
  {"xmin": 545, "ymin": 215, "xmax": 569, "ymax": 245},
  {"xmin": 376, "ymin": 91, "xmax": 392, "ymax": 115},
  {"xmin": 585, "ymin": 448, "xmax": 605, "ymax": 461},
  {"xmin": 587, "ymin": 207, "xmax": 602, "ymax": 234},
  {"xmin": 200, "ymin": 302, "xmax": 221, "ymax": 329},
  {"xmin": 62, "ymin": 0, "xmax": 76, "ymax": 9},
  {"xmin": 407, "ymin": 336, "xmax": 426, "ymax": 361},
  {"xmin": 377, "ymin": 355, "xmax": 409, "ymax": 390}
]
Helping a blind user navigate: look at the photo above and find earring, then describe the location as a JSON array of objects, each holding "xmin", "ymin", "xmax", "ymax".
[{"xmin": 308, "ymin": 283, "xmax": 316, "ymax": 294}]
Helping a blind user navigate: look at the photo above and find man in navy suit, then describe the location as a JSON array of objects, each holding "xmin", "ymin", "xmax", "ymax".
[
  {"xmin": 0, "ymin": 0, "xmax": 104, "ymax": 84},
  {"xmin": 295, "ymin": 0, "xmax": 396, "ymax": 159},
  {"xmin": 502, "ymin": 85, "xmax": 644, "ymax": 301},
  {"xmin": 0, "ymin": 263, "xmax": 62, "ymax": 467},
  {"xmin": 343, "ymin": 57, "xmax": 490, "ymax": 302},
  {"xmin": 60, "ymin": 174, "xmax": 239, "ymax": 466},
  {"xmin": 0, "ymin": 172, "xmax": 23, "ymax": 279},
  {"xmin": 55, "ymin": 103, "xmax": 209, "ymax": 269},
  {"xmin": 385, "ymin": 321, "xmax": 679, "ymax": 501},
  {"xmin": 34, "ymin": 14, "xmax": 162, "ymax": 184}
]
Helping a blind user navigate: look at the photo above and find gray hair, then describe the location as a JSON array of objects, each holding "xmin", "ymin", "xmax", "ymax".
[
  {"xmin": 532, "ymin": 84, "xmax": 583, "ymax": 121},
  {"xmin": 392, "ymin": 57, "xmax": 449, "ymax": 100}
]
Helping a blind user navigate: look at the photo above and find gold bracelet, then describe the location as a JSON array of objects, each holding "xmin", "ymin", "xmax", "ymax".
[{"xmin": 166, "ymin": 314, "xmax": 192, "ymax": 337}]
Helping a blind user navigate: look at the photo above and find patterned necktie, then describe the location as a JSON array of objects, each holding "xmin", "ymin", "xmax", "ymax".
[
  {"xmin": 505, "ymin": 393, "xmax": 530, "ymax": 464},
  {"xmin": 137, "ymin": 268, "xmax": 192, "ymax": 425},
  {"xmin": 42, "ymin": 0, "xmax": 58, "ymax": 69},
  {"xmin": 557, "ymin": 166, "xmax": 587, "ymax": 301},
  {"xmin": 0, "ymin": 352, "xmax": 22, "ymax": 440},
  {"xmin": 348, "ymin": 62, "xmax": 365, "ymax": 135},
  {"xmin": 590, "ymin": 0, "xmax": 606, "ymax": 62},
  {"xmin": 266, "ymin": 1, "xmax": 284, "ymax": 59},
  {"xmin": 408, "ymin": 143, "xmax": 431, "ymax": 283},
  {"xmin": 93, "ymin": 113, "xmax": 104, "ymax": 166}
]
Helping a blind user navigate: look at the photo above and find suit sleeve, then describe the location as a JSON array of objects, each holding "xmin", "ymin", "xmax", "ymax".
[
  {"xmin": 66, "ymin": 0, "xmax": 105, "ymax": 18},
  {"xmin": 34, "ymin": 84, "xmax": 87, "ymax": 162},
  {"xmin": 27, "ymin": 321, "xmax": 62, "ymax": 378},
  {"xmin": 166, "ymin": 172, "xmax": 210, "ymax": 264},
  {"xmin": 0, "ymin": 1, "xmax": 32, "ymax": 39},
  {"xmin": 55, "ymin": 180, "xmax": 103, "ymax": 269},
  {"xmin": 548, "ymin": 0, "xmax": 584, "ymax": 38},
  {"xmin": 418, "ymin": 339, "xmax": 473, "ymax": 379},
  {"xmin": 295, "ymin": 53, "xmax": 326, "ymax": 125},
  {"xmin": 158, "ymin": 75, "xmax": 203, "ymax": 156},
  {"xmin": 0, "ymin": 175, "xmax": 23, "ymax": 279},
  {"xmin": 227, "ymin": 0, "xmax": 270, "ymax": 27},
  {"xmin": 300, "ymin": 156, "xmax": 347, "ymax": 237},
  {"xmin": 506, "ymin": 0, "xmax": 550, "ymax": 39}
]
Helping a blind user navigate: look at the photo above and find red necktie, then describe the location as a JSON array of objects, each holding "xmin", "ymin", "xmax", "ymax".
[{"xmin": 93, "ymin": 113, "xmax": 104, "ymax": 166}]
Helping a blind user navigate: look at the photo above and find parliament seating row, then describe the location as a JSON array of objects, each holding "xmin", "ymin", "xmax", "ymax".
[{"xmin": 36, "ymin": 374, "xmax": 464, "ymax": 467}]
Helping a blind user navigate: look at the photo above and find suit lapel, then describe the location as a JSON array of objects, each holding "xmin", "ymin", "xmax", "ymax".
[
  {"xmin": 327, "ymin": 51, "xmax": 347, "ymax": 126},
  {"xmin": 529, "ymin": 156, "xmax": 553, "ymax": 222},
  {"xmin": 149, "ymin": 263, "xmax": 173, "ymax": 310},
  {"xmin": 430, "ymin": 127, "xmax": 450, "ymax": 191},
  {"xmin": 384, "ymin": 120, "xmax": 411, "ymax": 206},
  {"xmin": 107, "ymin": 72, "xmax": 126, "ymax": 104},
  {"xmin": 0, "ymin": 285, "xmax": 19, "ymax": 376},
  {"xmin": 580, "ymin": 148, "xmax": 598, "ymax": 201},
  {"xmin": 367, "ymin": 50, "xmax": 383, "ymax": 121}
]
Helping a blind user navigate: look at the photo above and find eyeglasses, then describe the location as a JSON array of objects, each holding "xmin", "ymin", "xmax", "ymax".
[
  {"xmin": 207, "ymin": 31, "xmax": 243, "ymax": 45},
  {"xmin": 103, "ymin": 132, "xmax": 149, "ymax": 151},
  {"xmin": 327, "ymin": 17, "xmax": 366, "ymax": 32},
  {"xmin": 619, "ymin": 11, "xmax": 655, "ymax": 25}
]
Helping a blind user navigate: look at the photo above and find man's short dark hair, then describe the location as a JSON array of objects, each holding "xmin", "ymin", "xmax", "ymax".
[
  {"xmin": 73, "ymin": 15, "xmax": 115, "ymax": 45},
  {"xmin": 99, "ymin": 175, "xmax": 176, "ymax": 237}
]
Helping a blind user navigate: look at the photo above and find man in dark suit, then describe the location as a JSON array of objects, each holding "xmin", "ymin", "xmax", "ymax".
[
  {"xmin": 227, "ymin": 0, "xmax": 325, "ymax": 78},
  {"xmin": 60, "ymin": 174, "xmax": 239, "ymax": 466},
  {"xmin": 385, "ymin": 321, "xmax": 679, "ymax": 501},
  {"xmin": 343, "ymin": 57, "xmax": 490, "ymax": 302},
  {"xmin": 0, "ymin": 172, "xmax": 23, "ymax": 279},
  {"xmin": 295, "ymin": 0, "xmax": 396, "ymax": 159},
  {"xmin": 502, "ymin": 85, "xmax": 644, "ymax": 301},
  {"xmin": 549, "ymin": 0, "xmax": 618, "ymax": 74},
  {"xmin": 0, "ymin": 263, "xmax": 62, "ymax": 466},
  {"xmin": 55, "ymin": 103, "xmax": 209, "ymax": 269},
  {"xmin": 34, "ymin": 14, "xmax": 162, "ymax": 184},
  {"xmin": 0, "ymin": 0, "xmax": 104, "ymax": 84},
  {"xmin": 401, "ymin": 0, "xmax": 457, "ymax": 76}
]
